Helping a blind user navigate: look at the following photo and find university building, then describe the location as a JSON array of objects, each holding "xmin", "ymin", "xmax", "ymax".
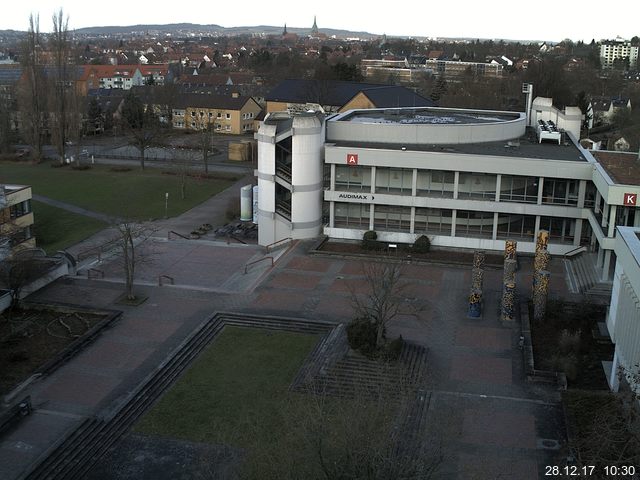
[
  {"xmin": 0, "ymin": 184, "xmax": 35, "ymax": 259},
  {"xmin": 255, "ymin": 105, "xmax": 640, "ymax": 283}
]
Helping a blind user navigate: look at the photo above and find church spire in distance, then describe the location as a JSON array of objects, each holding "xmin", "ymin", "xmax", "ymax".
[{"xmin": 311, "ymin": 15, "xmax": 318, "ymax": 35}]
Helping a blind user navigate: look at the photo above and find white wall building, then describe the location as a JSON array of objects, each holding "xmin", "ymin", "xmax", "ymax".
[
  {"xmin": 600, "ymin": 39, "xmax": 639, "ymax": 69},
  {"xmin": 606, "ymin": 226, "xmax": 640, "ymax": 392},
  {"xmin": 256, "ymin": 106, "xmax": 640, "ymax": 282}
]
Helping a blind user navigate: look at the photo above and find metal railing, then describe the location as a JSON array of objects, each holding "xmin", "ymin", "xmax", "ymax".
[
  {"xmin": 563, "ymin": 245, "xmax": 587, "ymax": 259},
  {"xmin": 265, "ymin": 237, "xmax": 292, "ymax": 253},
  {"xmin": 244, "ymin": 256, "xmax": 273, "ymax": 274},
  {"xmin": 168, "ymin": 230, "xmax": 189, "ymax": 240},
  {"xmin": 87, "ymin": 268, "xmax": 104, "ymax": 279}
]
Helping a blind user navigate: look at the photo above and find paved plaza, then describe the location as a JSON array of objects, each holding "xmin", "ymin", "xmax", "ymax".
[{"xmin": 0, "ymin": 187, "xmax": 572, "ymax": 479}]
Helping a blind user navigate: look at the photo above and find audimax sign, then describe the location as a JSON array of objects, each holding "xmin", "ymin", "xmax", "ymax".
[{"xmin": 338, "ymin": 193, "xmax": 374, "ymax": 201}]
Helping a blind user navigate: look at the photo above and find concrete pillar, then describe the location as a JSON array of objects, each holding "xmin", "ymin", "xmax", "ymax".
[
  {"xmin": 410, "ymin": 206, "xmax": 416, "ymax": 234},
  {"xmin": 468, "ymin": 289, "xmax": 482, "ymax": 318},
  {"xmin": 503, "ymin": 259, "xmax": 517, "ymax": 285},
  {"xmin": 535, "ymin": 230, "xmax": 549, "ymax": 254},
  {"xmin": 370, "ymin": 166, "xmax": 376, "ymax": 194},
  {"xmin": 411, "ymin": 169, "xmax": 417, "ymax": 197},
  {"xmin": 534, "ymin": 250, "xmax": 551, "ymax": 272},
  {"xmin": 504, "ymin": 239, "xmax": 517, "ymax": 261},
  {"xmin": 595, "ymin": 190, "xmax": 601, "ymax": 213},
  {"xmin": 453, "ymin": 171, "xmax": 460, "ymax": 199},
  {"xmin": 501, "ymin": 282, "xmax": 516, "ymax": 322},
  {"xmin": 609, "ymin": 350, "xmax": 620, "ymax": 392},
  {"xmin": 451, "ymin": 210, "xmax": 457, "ymax": 237},
  {"xmin": 597, "ymin": 246, "xmax": 604, "ymax": 268},
  {"xmin": 533, "ymin": 270, "xmax": 550, "ymax": 321},
  {"xmin": 329, "ymin": 201, "xmax": 335, "ymax": 227},
  {"xmin": 473, "ymin": 250, "xmax": 486, "ymax": 270},
  {"xmin": 492, "ymin": 212, "xmax": 499, "ymax": 240},
  {"xmin": 534, "ymin": 216, "xmax": 541, "ymax": 243},
  {"xmin": 608, "ymin": 205, "xmax": 617, "ymax": 237},
  {"xmin": 537, "ymin": 177, "xmax": 544, "ymax": 205},
  {"xmin": 602, "ymin": 250, "xmax": 612, "ymax": 282},
  {"xmin": 495, "ymin": 174, "xmax": 502, "ymax": 202},
  {"xmin": 369, "ymin": 204, "xmax": 375, "ymax": 231},
  {"xmin": 573, "ymin": 219, "xmax": 583, "ymax": 246},
  {"xmin": 471, "ymin": 268, "xmax": 483, "ymax": 292},
  {"xmin": 577, "ymin": 180, "xmax": 587, "ymax": 208},
  {"xmin": 602, "ymin": 201, "xmax": 609, "ymax": 228}
]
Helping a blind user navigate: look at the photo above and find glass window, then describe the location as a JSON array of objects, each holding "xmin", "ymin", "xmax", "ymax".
[
  {"xmin": 455, "ymin": 210, "xmax": 494, "ymax": 238},
  {"xmin": 496, "ymin": 214, "xmax": 536, "ymax": 240},
  {"xmin": 334, "ymin": 202, "xmax": 370, "ymax": 228},
  {"xmin": 539, "ymin": 216, "xmax": 574, "ymax": 244},
  {"xmin": 541, "ymin": 179, "xmax": 578, "ymax": 206},
  {"xmin": 458, "ymin": 173, "xmax": 496, "ymax": 200},
  {"xmin": 499, "ymin": 175, "xmax": 538, "ymax": 203},
  {"xmin": 414, "ymin": 207, "xmax": 452, "ymax": 235},
  {"xmin": 335, "ymin": 165, "xmax": 372, "ymax": 191},
  {"xmin": 375, "ymin": 168, "xmax": 413, "ymax": 194},
  {"xmin": 373, "ymin": 205, "xmax": 411, "ymax": 232},
  {"xmin": 416, "ymin": 170, "xmax": 454, "ymax": 198},
  {"xmin": 226, "ymin": 113, "xmax": 231, "ymax": 119}
]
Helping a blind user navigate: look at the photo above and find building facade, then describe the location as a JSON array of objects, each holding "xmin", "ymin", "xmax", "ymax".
[
  {"xmin": 256, "ymin": 106, "xmax": 640, "ymax": 283},
  {"xmin": 600, "ymin": 39, "xmax": 639, "ymax": 69},
  {"xmin": 606, "ymin": 226, "xmax": 640, "ymax": 392},
  {"xmin": 0, "ymin": 184, "xmax": 35, "ymax": 259}
]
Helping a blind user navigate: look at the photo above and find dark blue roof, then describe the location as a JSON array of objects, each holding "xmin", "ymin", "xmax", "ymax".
[
  {"xmin": 265, "ymin": 79, "xmax": 434, "ymax": 108},
  {"xmin": 0, "ymin": 66, "xmax": 22, "ymax": 85}
]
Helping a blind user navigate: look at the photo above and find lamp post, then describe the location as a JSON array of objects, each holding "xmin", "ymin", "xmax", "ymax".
[{"xmin": 165, "ymin": 192, "xmax": 169, "ymax": 219}]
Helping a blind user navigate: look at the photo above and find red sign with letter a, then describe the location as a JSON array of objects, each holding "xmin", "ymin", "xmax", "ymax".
[
  {"xmin": 346, "ymin": 153, "xmax": 358, "ymax": 166},
  {"xmin": 623, "ymin": 193, "xmax": 637, "ymax": 206}
]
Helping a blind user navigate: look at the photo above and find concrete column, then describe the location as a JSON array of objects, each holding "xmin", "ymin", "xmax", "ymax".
[
  {"xmin": 573, "ymin": 219, "xmax": 583, "ymax": 246},
  {"xmin": 577, "ymin": 180, "xmax": 587, "ymax": 208},
  {"xmin": 492, "ymin": 212, "xmax": 499, "ymax": 240},
  {"xmin": 609, "ymin": 350, "xmax": 620, "ymax": 392},
  {"xmin": 330, "ymin": 163, "xmax": 336, "ymax": 190},
  {"xmin": 597, "ymin": 245, "xmax": 604, "ymax": 267},
  {"xmin": 602, "ymin": 250, "xmax": 612, "ymax": 282},
  {"xmin": 329, "ymin": 201, "xmax": 335, "ymax": 227},
  {"xmin": 495, "ymin": 174, "xmax": 502, "ymax": 202},
  {"xmin": 635, "ymin": 210, "xmax": 640, "ymax": 227},
  {"xmin": 370, "ymin": 166, "xmax": 376, "ymax": 194},
  {"xmin": 453, "ymin": 171, "xmax": 460, "ymax": 199},
  {"xmin": 602, "ymin": 201, "xmax": 609, "ymax": 228},
  {"xmin": 534, "ymin": 215, "xmax": 541, "ymax": 242},
  {"xmin": 412, "ymin": 168, "xmax": 417, "ymax": 197},
  {"xmin": 608, "ymin": 205, "xmax": 617, "ymax": 237},
  {"xmin": 537, "ymin": 177, "xmax": 544, "ymax": 205},
  {"xmin": 451, "ymin": 210, "xmax": 457, "ymax": 237},
  {"xmin": 410, "ymin": 206, "xmax": 416, "ymax": 234},
  {"xmin": 595, "ymin": 190, "xmax": 601, "ymax": 214}
]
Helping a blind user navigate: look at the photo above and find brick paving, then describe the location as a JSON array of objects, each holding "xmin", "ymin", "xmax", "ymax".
[{"xmin": 0, "ymin": 218, "xmax": 574, "ymax": 480}]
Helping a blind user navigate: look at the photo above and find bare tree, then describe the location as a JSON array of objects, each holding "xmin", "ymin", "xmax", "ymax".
[
  {"xmin": 197, "ymin": 122, "xmax": 214, "ymax": 174},
  {"xmin": 351, "ymin": 261, "xmax": 405, "ymax": 348},
  {"xmin": 170, "ymin": 147, "xmax": 195, "ymax": 200},
  {"xmin": 17, "ymin": 14, "xmax": 46, "ymax": 161},
  {"xmin": 114, "ymin": 222, "xmax": 154, "ymax": 301},
  {"xmin": 121, "ymin": 90, "xmax": 164, "ymax": 171},
  {"xmin": 49, "ymin": 8, "xmax": 78, "ymax": 164},
  {"xmin": 240, "ymin": 381, "xmax": 445, "ymax": 480}
]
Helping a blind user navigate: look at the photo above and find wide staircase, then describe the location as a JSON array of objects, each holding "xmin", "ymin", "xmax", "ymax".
[{"xmin": 563, "ymin": 252, "xmax": 612, "ymax": 301}]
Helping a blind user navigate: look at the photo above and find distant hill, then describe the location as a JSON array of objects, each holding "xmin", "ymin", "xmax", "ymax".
[{"xmin": 69, "ymin": 23, "xmax": 377, "ymax": 39}]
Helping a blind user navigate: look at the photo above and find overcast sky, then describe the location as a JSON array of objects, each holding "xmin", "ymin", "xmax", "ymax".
[{"xmin": 1, "ymin": 1, "xmax": 637, "ymax": 43}]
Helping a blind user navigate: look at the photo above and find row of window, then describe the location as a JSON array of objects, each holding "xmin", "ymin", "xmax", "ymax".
[
  {"xmin": 333, "ymin": 203, "xmax": 577, "ymax": 244},
  {"xmin": 9, "ymin": 200, "xmax": 31, "ymax": 219},
  {"xmin": 333, "ymin": 166, "xmax": 580, "ymax": 206}
]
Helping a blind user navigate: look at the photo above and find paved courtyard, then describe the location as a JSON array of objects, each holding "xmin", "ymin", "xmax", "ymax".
[{"xmin": 1, "ymin": 187, "xmax": 571, "ymax": 479}]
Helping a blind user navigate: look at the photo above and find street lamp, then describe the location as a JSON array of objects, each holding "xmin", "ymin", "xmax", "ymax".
[{"xmin": 165, "ymin": 192, "xmax": 169, "ymax": 219}]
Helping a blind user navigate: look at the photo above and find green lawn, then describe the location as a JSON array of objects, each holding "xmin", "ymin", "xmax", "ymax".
[
  {"xmin": 0, "ymin": 161, "xmax": 238, "ymax": 220},
  {"xmin": 135, "ymin": 327, "xmax": 320, "ymax": 447},
  {"xmin": 32, "ymin": 201, "xmax": 107, "ymax": 254}
]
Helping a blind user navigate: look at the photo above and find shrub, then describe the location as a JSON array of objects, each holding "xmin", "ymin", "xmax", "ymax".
[
  {"xmin": 549, "ymin": 353, "xmax": 579, "ymax": 382},
  {"xmin": 362, "ymin": 230, "xmax": 384, "ymax": 251},
  {"xmin": 110, "ymin": 166, "xmax": 132, "ymax": 172},
  {"xmin": 346, "ymin": 317, "xmax": 378, "ymax": 356},
  {"xmin": 413, "ymin": 235, "xmax": 431, "ymax": 254},
  {"xmin": 71, "ymin": 164, "xmax": 92, "ymax": 171},
  {"xmin": 381, "ymin": 335, "xmax": 404, "ymax": 361},
  {"xmin": 558, "ymin": 329, "xmax": 582, "ymax": 354}
]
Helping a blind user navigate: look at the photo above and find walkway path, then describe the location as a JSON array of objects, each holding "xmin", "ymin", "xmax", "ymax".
[{"xmin": 31, "ymin": 194, "xmax": 120, "ymax": 224}]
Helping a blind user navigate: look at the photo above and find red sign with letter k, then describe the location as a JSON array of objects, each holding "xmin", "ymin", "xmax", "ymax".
[
  {"xmin": 623, "ymin": 193, "xmax": 637, "ymax": 206},
  {"xmin": 346, "ymin": 153, "xmax": 358, "ymax": 166}
]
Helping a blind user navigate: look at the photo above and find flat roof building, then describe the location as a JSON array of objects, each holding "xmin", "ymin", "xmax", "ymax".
[{"xmin": 256, "ymin": 105, "xmax": 640, "ymax": 282}]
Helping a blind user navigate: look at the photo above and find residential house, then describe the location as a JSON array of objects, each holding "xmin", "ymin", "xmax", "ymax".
[
  {"xmin": 265, "ymin": 79, "xmax": 434, "ymax": 114},
  {"xmin": 172, "ymin": 93, "xmax": 262, "ymax": 134},
  {"xmin": 0, "ymin": 184, "xmax": 35, "ymax": 258},
  {"xmin": 589, "ymin": 96, "xmax": 632, "ymax": 127}
]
